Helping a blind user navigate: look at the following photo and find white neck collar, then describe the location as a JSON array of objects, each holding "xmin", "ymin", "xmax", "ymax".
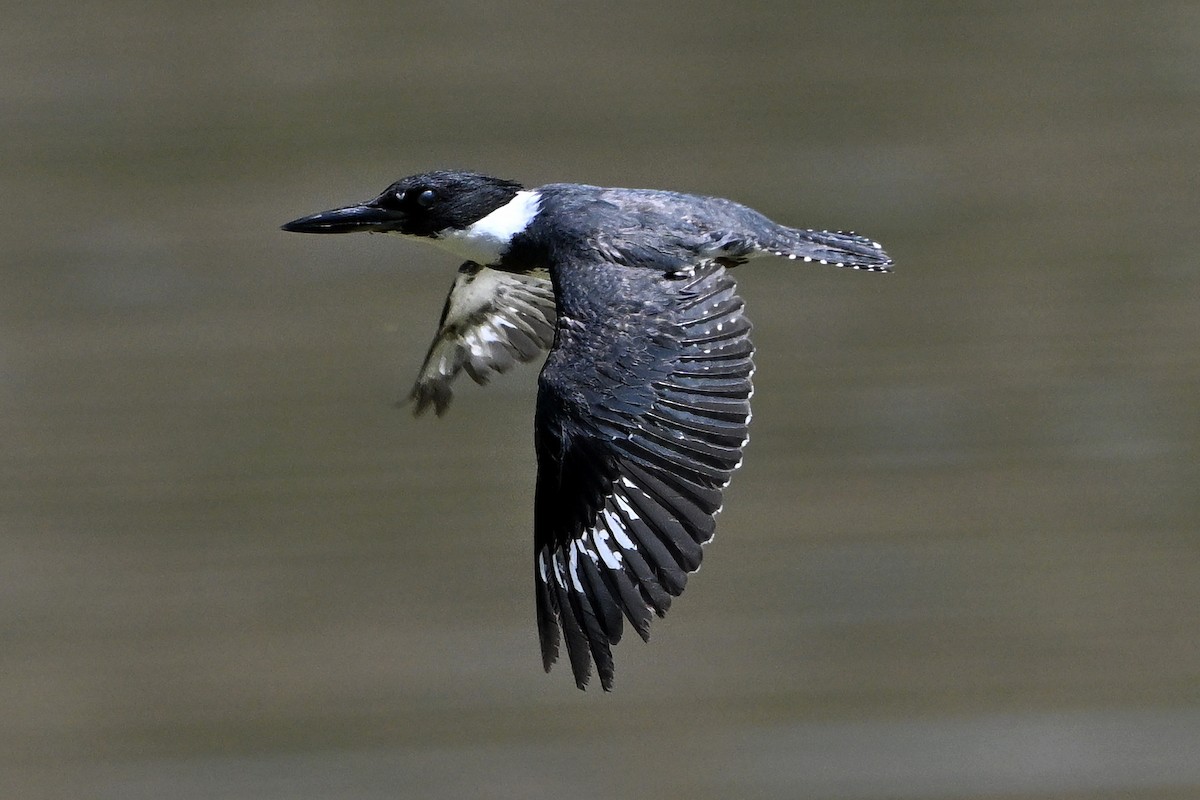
[{"xmin": 433, "ymin": 190, "xmax": 541, "ymax": 264}]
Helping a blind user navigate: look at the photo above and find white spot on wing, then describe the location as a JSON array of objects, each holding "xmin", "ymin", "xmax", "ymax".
[
  {"xmin": 603, "ymin": 508, "xmax": 637, "ymax": 551},
  {"xmin": 465, "ymin": 332, "xmax": 486, "ymax": 358},
  {"xmin": 612, "ymin": 492, "xmax": 641, "ymax": 521},
  {"xmin": 552, "ymin": 550, "xmax": 569, "ymax": 590},
  {"xmin": 593, "ymin": 520, "xmax": 624, "ymax": 569},
  {"xmin": 568, "ymin": 541, "xmax": 584, "ymax": 592}
]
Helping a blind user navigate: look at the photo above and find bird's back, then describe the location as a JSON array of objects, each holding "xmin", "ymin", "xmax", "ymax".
[{"xmin": 523, "ymin": 183, "xmax": 889, "ymax": 275}]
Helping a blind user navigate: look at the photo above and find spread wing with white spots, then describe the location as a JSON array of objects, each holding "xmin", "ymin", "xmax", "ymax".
[
  {"xmin": 533, "ymin": 260, "xmax": 753, "ymax": 690},
  {"xmin": 409, "ymin": 262, "xmax": 557, "ymax": 416}
]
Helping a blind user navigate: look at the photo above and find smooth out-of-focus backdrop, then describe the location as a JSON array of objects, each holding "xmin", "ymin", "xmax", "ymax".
[{"xmin": 3, "ymin": 4, "xmax": 1198, "ymax": 799}]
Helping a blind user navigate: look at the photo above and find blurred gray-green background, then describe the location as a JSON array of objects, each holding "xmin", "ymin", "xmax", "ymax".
[{"xmin": 3, "ymin": 3, "xmax": 1199, "ymax": 799}]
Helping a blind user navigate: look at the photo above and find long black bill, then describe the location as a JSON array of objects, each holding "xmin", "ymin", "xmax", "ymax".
[{"xmin": 281, "ymin": 204, "xmax": 405, "ymax": 234}]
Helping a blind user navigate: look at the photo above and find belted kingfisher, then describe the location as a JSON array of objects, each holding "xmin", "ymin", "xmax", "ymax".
[{"xmin": 283, "ymin": 170, "xmax": 892, "ymax": 690}]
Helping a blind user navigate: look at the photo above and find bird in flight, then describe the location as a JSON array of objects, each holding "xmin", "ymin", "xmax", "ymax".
[{"xmin": 283, "ymin": 170, "xmax": 892, "ymax": 690}]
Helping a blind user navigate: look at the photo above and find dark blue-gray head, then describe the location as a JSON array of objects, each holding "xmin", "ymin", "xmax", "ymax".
[{"xmin": 282, "ymin": 170, "xmax": 525, "ymax": 238}]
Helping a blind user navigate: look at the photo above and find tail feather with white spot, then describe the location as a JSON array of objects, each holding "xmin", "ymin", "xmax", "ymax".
[{"xmin": 760, "ymin": 227, "xmax": 893, "ymax": 273}]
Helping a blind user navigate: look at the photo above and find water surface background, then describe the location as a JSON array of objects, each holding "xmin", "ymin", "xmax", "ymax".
[{"xmin": 3, "ymin": 4, "xmax": 1198, "ymax": 798}]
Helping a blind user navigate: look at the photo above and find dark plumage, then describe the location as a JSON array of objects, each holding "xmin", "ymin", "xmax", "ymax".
[{"xmin": 283, "ymin": 170, "xmax": 892, "ymax": 690}]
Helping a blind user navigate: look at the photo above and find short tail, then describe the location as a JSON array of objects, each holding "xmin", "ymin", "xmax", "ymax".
[{"xmin": 762, "ymin": 228, "xmax": 893, "ymax": 272}]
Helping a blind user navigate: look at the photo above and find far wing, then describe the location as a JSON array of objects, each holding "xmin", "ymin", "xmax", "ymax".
[{"xmin": 408, "ymin": 262, "xmax": 556, "ymax": 416}]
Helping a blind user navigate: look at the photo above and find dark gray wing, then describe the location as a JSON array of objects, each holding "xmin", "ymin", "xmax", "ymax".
[
  {"xmin": 533, "ymin": 259, "xmax": 753, "ymax": 690},
  {"xmin": 409, "ymin": 262, "xmax": 556, "ymax": 416}
]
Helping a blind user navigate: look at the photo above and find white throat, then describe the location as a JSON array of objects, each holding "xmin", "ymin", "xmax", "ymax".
[{"xmin": 434, "ymin": 190, "xmax": 541, "ymax": 264}]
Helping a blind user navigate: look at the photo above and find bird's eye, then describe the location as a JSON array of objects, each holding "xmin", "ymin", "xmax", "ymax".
[{"xmin": 417, "ymin": 189, "xmax": 436, "ymax": 208}]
